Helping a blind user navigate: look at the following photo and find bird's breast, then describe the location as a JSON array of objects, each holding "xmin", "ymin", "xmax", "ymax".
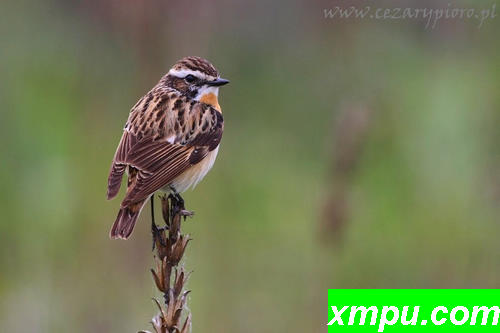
[
  {"xmin": 167, "ymin": 146, "xmax": 220, "ymax": 193},
  {"xmin": 199, "ymin": 93, "xmax": 221, "ymax": 112}
]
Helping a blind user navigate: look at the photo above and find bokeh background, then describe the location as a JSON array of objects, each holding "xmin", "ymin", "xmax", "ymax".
[{"xmin": 1, "ymin": 0, "xmax": 499, "ymax": 332}]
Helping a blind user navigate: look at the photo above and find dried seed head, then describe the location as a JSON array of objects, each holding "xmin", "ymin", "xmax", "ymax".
[
  {"xmin": 170, "ymin": 235, "xmax": 191, "ymax": 265},
  {"xmin": 144, "ymin": 194, "xmax": 193, "ymax": 333}
]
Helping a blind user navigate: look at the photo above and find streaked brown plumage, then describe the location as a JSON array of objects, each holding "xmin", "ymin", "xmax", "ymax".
[{"xmin": 107, "ymin": 56, "xmax": 229, "ymax": 239}]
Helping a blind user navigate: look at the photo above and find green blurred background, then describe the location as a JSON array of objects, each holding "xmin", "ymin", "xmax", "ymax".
[{"xmin": 1, "ymin": 0, "xmax": 499, "ymax": 332}]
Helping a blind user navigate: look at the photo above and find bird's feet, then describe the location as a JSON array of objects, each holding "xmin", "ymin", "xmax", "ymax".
[{"xmin": 168, "ymin": 192, "xmax": 194, "ymax": 220}]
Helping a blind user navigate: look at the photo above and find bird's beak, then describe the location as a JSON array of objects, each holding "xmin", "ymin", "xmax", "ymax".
[{"xmin": 207, "ymin": 78, "xmax": 230, "ymax": 87}]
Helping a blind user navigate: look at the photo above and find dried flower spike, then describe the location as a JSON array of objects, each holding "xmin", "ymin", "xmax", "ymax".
[{"xmin": 142, "ymin": 195, "xmax": 193, "ymax": 333}]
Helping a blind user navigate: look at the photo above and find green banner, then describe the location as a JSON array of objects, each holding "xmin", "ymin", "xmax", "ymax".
[{"xmin": 328, "ymin": 289, "xmax": 500, "ymax": 332}]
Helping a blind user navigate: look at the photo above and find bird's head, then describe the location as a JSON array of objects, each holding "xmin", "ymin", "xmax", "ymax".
[{"xmin": 165, "ymin": 56, "xmax": 229, "ymax": 110}]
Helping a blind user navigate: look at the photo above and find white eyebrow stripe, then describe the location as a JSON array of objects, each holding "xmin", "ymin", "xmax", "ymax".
[{"xmin": 168, "ymin": 69, "xmax": 215, "ymax": 81}]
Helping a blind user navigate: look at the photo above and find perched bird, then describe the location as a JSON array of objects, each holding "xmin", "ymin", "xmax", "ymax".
[{"xmin": 107, "ymin": 56, "xmax": 229, "ymax": 239}]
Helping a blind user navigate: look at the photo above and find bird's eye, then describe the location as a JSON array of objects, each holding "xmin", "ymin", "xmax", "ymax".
[{"xmin": 184, "ymin": 74, "xmax": 196, "ymax": 83}]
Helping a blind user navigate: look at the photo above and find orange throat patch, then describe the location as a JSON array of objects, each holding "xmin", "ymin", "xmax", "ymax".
[{"xmin": 199, "ymin": 93, "xmax": 221, "ymax": 112}]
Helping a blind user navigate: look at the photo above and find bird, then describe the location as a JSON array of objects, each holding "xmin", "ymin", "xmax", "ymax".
[{"xmin": 106, "ymin": 56, "xmax": 229, "ymax": 239}]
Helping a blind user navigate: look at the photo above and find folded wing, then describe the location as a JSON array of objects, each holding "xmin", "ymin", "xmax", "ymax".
[{"xmin": 106, "ymin": 89, "xmax": 223, "ymax": 207}]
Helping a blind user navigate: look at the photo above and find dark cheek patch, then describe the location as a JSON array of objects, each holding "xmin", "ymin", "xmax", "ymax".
[{"xmin": 187, "ymin": 89, "xmax": 198, "ymax": 99}]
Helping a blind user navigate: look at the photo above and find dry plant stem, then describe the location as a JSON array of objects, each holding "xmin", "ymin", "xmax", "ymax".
[
  {"xmin": 321, "ymin": 104, "xmax": 373, "ymax": 240},
  {"xmin": 140, "ymin": 194, "xmax": 192, "ymax": 333}
]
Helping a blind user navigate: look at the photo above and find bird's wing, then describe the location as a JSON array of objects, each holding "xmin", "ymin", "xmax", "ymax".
[{"xmin": 106, "ymin": 88, "xmax": 223, "ymax": 205}]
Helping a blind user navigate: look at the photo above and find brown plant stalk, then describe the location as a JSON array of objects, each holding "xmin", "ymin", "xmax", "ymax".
[{"xmin": 140, "ymin": 194, "xmax": 193, "ymax": 333}]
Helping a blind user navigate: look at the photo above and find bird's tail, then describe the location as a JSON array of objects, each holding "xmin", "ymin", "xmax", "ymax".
[{"xmin": 110, "ymin": 200, "xmax": 146, "ymax": 239}]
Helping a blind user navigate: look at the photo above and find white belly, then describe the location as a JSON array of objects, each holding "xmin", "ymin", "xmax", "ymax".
[{"xmin": 167, "ymin": 146, "xmax": 219, "ymax": 193}]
